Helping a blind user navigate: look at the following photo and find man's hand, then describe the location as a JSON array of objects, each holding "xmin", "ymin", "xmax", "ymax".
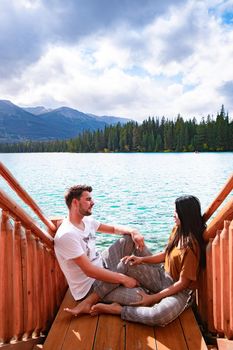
[
  {"xmin": 131, "ymin": 230, "xmax": 144, "ymax": 251},
  {"xmin": 120, "ymin": 274, "xmax": 139, "ymax": 288},
  {"xmin": 121, "ymin": 255, "xmax": 143, "ymax": 265},
  {"xmin": 130, "ymin": 290, "xmax": 160, "ymax": 306}
]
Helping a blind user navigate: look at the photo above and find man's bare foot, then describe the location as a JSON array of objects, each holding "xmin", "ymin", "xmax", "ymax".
[
  {"xmin": 90, "ymin": 303, "xmax": 122, "ymax": 316},
  {"xmin": 64, "ymin": 292, "xmax": 100, "ymax": 316},
  {"xmin": 64, "ymin": 301, "xmax": 92, "ymax": 316}
]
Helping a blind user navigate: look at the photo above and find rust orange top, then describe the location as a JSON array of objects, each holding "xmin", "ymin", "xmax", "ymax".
[{"xmin": 164, "ymin": 226, "xmax": 200, "ymax": 289}]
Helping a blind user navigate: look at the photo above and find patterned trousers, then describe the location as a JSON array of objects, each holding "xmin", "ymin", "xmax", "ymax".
[{"xmin": 93, "ymin": 235, "xmax": 193, "ymax": 326}]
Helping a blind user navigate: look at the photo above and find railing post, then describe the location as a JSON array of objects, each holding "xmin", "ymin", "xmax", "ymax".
[
  {"xmin": 0, "ymin": 210, "xmax": 16, "ymax": 344},
  {"xmin": 12, "ymin": 220, "xmax": 24, "ymax": 341},
  {"xmin": 220, "ymin": 221, "xmax": 231, "ymax": 338},
  {"xmin": 206, "ymin": 238, "xmax": 215, "ymax": 332},
  {"xmin": 212, "ymin": 230, "xmax": 222, "ymax": 333},
  {"xmin": 22, "ymin": 229, "xmax": 35, "ymax": 340},
  {"xmin": 230, "ymin": 221, "xmax": 233, "ymax": 337}
]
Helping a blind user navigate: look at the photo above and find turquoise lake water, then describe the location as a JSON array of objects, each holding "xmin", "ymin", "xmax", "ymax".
[{"xmin": 1, "ymin": 152, "xmax": 233, "ymax": 252}]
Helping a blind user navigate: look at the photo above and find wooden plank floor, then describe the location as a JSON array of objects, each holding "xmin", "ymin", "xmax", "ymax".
[
  {"xmin": 217, "ymin": 338, "xmax": 233, "ymax": 350},
  {"xmin": 43, "ymin": 289, "xmax": 208, "ymax": 350}
]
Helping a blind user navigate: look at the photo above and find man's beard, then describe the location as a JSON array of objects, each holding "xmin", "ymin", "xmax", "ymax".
[{"xmin": 79, "ymin": 206, "xmax": 93, "ymax": 216}]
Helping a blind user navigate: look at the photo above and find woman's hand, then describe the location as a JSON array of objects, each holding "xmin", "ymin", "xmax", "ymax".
[
  {"xmin": 131, "ymin": 276, "xmax": 192, "ymax": 307},
  {"xmin": 130, "ymin": 290, "xmax": 161, "ymax": 306},
  {"xmin": 131, "ymin": 230, "xmax": 145, "ymax": 251},
  {"xmin": 121, "ymin": 255, "xmax": 143, "ymax": 265}
]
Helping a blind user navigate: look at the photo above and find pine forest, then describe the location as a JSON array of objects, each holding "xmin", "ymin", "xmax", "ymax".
[{"xmin": 1, "ymin": 105, "xmax": 232, "ymax": 153}]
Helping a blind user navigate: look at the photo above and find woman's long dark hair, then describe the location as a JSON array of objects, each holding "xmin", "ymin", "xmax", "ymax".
[{"xmin": 165, "ymin": 195, "xmax": 206, "ymax": 268}]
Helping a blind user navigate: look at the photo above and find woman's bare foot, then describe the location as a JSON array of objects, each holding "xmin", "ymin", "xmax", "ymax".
[
  {"xmin": 90, "ymin": 303, "xmax": 122, "ymax": 316},
  {"xmin": 64, "ymin": 292, "xmax": 100, "ymax": 316}
]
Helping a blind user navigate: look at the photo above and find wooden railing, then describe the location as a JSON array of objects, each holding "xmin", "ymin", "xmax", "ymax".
[
  {"xmin": 203, "ymin": 175, "xmax": 233, "ymax": 224},
  {"xmin": 0, "ymin": 163, "xmax": 67, "ymax": 348},
  {"xmin": 0, "ymin": 162, "xmax": 56, "ymax": 234},
  {"xmin": 197, "ymin": 174, "xmax": 233, "ymax": 341}
]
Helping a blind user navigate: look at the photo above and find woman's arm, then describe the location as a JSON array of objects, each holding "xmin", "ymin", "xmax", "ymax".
[
  {"xmin": 131, "ymin": 275, "xmax": 191, "ymax": 306},
  {"xmin": 122, "ymin": 251, "xmax": 166, "ymax": 265}
]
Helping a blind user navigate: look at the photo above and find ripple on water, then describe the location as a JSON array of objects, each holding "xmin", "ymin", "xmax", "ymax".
[{"xmin": 1, "ymin": 152, "xmax": 232, "ymax": 251}]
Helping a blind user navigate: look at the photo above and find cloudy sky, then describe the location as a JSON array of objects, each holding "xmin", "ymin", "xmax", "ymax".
[{"xmin": 0, "ymin": 0, "xmax": 233, "ymax": 121}]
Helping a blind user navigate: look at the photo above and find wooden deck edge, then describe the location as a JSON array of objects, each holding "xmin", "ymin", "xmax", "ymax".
[
  {"xmin": 179, "ymin": 307, "xmax": 208, "ymax": 350},
  {"xmin": 43, "ymin": 288, "xmax": 75, "ymax": 350}
]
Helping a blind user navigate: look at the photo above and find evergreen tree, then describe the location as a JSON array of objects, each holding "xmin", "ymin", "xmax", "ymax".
[{"xmin": 1, "ymin": 106, "xmax": 232, "ymax": 153}]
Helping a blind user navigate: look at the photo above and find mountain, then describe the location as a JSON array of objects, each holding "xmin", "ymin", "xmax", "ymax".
[
  {"xmin": 87, "ymin": 113, "xmax": 130, "ymax": 125},
  {"xmin": 23, "ymin": 106, "xmax": 52, "ymax": 115},
  {"xmin": 0, "ymin": 100, "xmax": 52, "ymax": 143},
  {"xmin": 0, "ymin": 100, "xmax": 130, "ymax": 143},
  {"xmin": 37, "ymin": 107, "xmax": 108, "ymax": 139}
]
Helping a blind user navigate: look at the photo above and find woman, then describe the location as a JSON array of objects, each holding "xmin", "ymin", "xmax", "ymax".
[{"xmin": 91, "ymin": 195, "xmax": 206, "ymax": 326}]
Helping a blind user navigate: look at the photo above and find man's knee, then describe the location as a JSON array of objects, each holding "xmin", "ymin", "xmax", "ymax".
[
  {"xmin": 116, "ymin": 260, "xmax": 127, "ymax": 274},
  {"xmin": 119, "ymin": 234, "xmax": 133, "ymax": 244},
  {"xmin": 107, "ymin": 234, "xmax": 133, "ymax": 251},
  {"xmin": 120, "ymin": 234, "xmax": 136, "ymax": 258}
]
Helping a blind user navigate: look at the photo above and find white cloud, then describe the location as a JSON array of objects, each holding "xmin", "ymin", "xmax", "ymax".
[
  {"xmin": 1, "ymin": 0, "xmax": 233, "ymax": 121},
  {"xmin": 12, "ymin": 0, "xmax": 42, "ymax": 10}
]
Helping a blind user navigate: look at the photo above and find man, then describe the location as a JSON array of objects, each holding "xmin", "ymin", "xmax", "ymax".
[{"xmin": 54, "ymin": 184, "xmax": 145, "ymax": 315}]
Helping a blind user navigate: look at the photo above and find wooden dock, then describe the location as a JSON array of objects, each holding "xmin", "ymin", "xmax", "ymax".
[
  {"xmin": 1, "ymin": 163, "xmax": 233, "ymax": 350},
  {"xmin": 43, "ymin": 289, "xmax": 208, "ymax": 350}
]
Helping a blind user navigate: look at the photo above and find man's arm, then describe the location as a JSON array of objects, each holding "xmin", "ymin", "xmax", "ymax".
[
  {"xmin": 97, "ymin": 223, "xmax": 145, "ymax": 250},
  {"xmin": 73, "ymin": 254, "xmax": 138, "ymax": 288}
]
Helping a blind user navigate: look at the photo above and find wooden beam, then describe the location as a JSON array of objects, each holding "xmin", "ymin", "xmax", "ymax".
[
  {"xmin": 204, "ymin": 175, "xmax": 233, "ymax": 223},
  {"xmin": 0, "ymin": 162, "xmax": 56, "ymax": 233},
  {"xmin": 0, "ymin": 189, "xmax": 53, "ymax": 249},
  {"xmin": 204, "ymin": 198, "xmax": 233, "ymax": 240}
]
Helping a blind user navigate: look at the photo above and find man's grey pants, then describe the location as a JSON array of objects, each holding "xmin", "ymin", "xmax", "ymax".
[{"xmin": 93, "ymin": 235, "xmax": 193, "ymax": 326}]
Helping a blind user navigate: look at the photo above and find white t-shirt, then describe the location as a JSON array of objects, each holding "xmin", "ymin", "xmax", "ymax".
[{"xmin": 54, "ymin": 216, "xmax": 103, "ymax": 300}]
